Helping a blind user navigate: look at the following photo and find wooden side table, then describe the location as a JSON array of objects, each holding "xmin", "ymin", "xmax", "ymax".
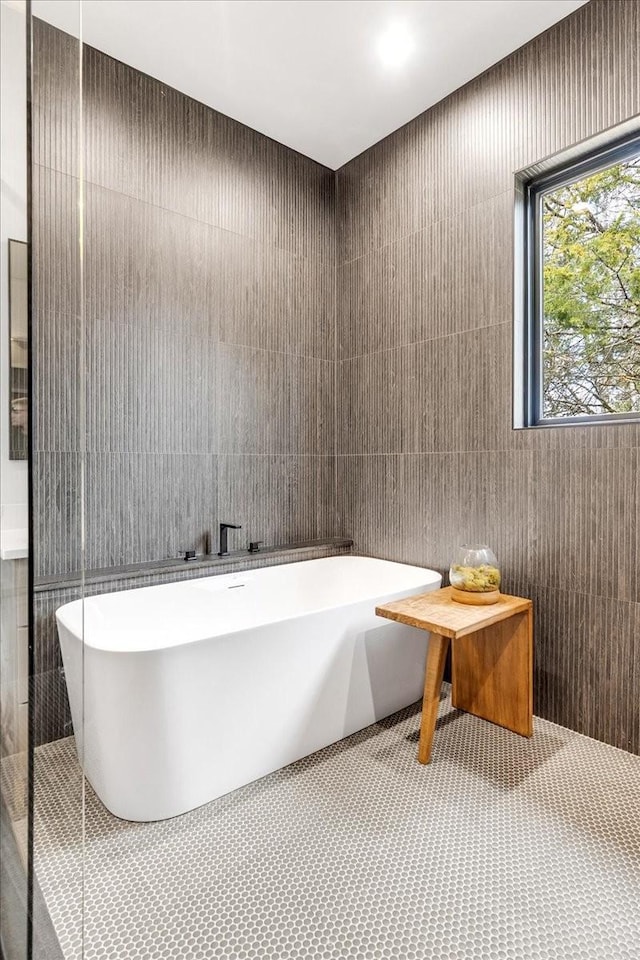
[{"xmin": 376, "ymin": 586, "xmax": 533, "ymax": 764}]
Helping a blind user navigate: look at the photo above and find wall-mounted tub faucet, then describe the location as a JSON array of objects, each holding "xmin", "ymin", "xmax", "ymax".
[{"xmin": 218, "ymin": 522, "xmax": 242, "ymax": 557}]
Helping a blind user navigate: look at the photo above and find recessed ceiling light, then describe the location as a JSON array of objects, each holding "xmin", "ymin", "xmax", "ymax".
[{"xmin": 376, "ymin": 22, "xmax": 414, "ymax": 70}]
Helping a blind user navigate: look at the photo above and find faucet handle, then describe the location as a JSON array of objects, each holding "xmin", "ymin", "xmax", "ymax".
[{"xmin": 248, "ymin": 541, "xmax": 263, "ymax": 554}]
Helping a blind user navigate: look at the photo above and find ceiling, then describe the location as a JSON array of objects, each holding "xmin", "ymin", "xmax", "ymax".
[{"xmin": 33, "ymin": 0, "xmax": 587, "ymax": 170}]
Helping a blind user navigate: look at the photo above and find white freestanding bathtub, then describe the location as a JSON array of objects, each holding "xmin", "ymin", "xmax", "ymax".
[{"xmin": 56, "ymin": 555, "xmax": 441, "ymax": 821}]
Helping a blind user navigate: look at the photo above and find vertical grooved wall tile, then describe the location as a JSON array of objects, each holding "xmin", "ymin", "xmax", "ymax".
[
  {"xmin": 32, "ymin": 165, "xmax": 80, "ymax": 324},
  {"xmin": 531, "ymin": 447, "xmax": 639, "ymax": 604},
  {"xmin": 33, "ymin": 452, "xmax": 83, "ymax": 578},
  {"xmin": 31, "ymin": 18, "xmax": 80, "ymax": 175},
  {"xmin": 336, "ymin": 0, "xmax": 640, "ymax": 753},
  {"xmin": 337, "ymin": 191, "xmax": 513, "ymax": 360},
  {"xmin": 218, "ymin": 456, "xmax": 337, "ymax": 547},
  {"xmin": 217, "ymin": 346, "xmax": 334, "ymax": 456},
  {"xmin": 83, "ymin": 453, "xmax": 218, "ymax": 570}
]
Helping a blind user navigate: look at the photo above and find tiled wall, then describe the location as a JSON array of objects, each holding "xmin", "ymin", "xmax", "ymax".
[
  {"xmin": 32, "ymin": 19, "xmax": 337, "ymax": 580},
  {"xmin": 336, "ymin": 0, "xmax": 640, "ymax": 754}
]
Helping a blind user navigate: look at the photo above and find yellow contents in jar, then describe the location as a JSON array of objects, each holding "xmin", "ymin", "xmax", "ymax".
[{"xmin": 451, "ymin": 563, "xmax": 501, "ymax": 592}]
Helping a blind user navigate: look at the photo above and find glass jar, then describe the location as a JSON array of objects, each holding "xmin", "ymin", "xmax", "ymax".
[{"xmin": 449, "ymin": 545, "xmax": 501, "ymax": 603}]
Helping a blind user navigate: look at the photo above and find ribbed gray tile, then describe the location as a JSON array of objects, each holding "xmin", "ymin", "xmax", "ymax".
[
  {"xmin": 218, "ymin": 456, "xmax": 337, "ymax": 547},
  {"xmin": 33, "ymin": 311, "xmax": 82, "ymax": 453},
  {"xmin": 83, "ymin": 183, "xmax": 335, "ymax": 358},
  {"xmin": 336, "ymin": 348, "xmax": 414, "ymax": 455},
  {"xmin": 82, "ymin": 453, "xmax": 218, "ymax": 570},
  {"xmin": 337, "ymin": 121, "xmax": 427, "ymax": 264},
  {"xmin": 85, "ymin": 320, "xmax": 218, "ymax": 455},
  {"xmin": 217, "ymin": 345, "xmax": 334, "ymax": 456},
  {"xmin": 33, "ymin": 453, "xmax": 83, "ymax": 579},
  {"xmin": 528, "ymin": 587, "xmax": 640, "ymax": 754},
  {"xmin": 337, "ymin": 451, "xmax": 533, "ymax": 586},
  {"xmin": 30, "ymin": 672, "xmax": 71, "ymax": 751},
  {"xmin": 530, "ymin": 447, "xmax": 639, "ymax": 604},
  {"xmin": 32, "ymin": 165, "xmax": 80, "ymax": 324},
  {"xmin": 84, "ymin": 184, "xmax": 219, "ymax": 337},
  {"xmin": 337, "ymin": 450, "xmax": 639, "ymax": 753},
  {"xmin": 338, "ymin": 191, "xmax": 512, "ymax": 359},
  {"xmin": 260, "ymin": 134, "xmax": 336, "ymax": 264},
  {"xmin": 337, "ymin": 325, "xmax": 510, "ymax": 455},
  {"xmin": 82, "ymin": 44, "xmax": 203, "ymax": 220},
  {"xmin": 510, "ymin": 0, "xmax": 640, "ymax": 173},
  {"xmin": 31, "ymin": 19, "xmax": 80, "ymax": 176},
  {"xmin": 427, "ymin": 324, "xmax": 511, "ymax": 453},
  {"xmin": 216, "ymin": 236, "xmax": 335, "ymax": 360},
  {"xmin": 33, "ymin": 593, "xmax": 73, "ymax": 688}
]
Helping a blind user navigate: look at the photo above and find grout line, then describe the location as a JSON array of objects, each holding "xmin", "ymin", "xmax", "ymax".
[
  {"xmin": 35, "ymin": 309, "xmax": 335, "ymax": 364},
  {"xmin": 333, "ymin": 446, "xmax": 640, "ymax": 456},
  {"xmin": 214, "ymin": 340, "xmax": 334, "ymax": 363},
  {"xmin": 34, "ymin": 448, "xmax": 640, "ymax": 457},
  {"xmin": 336, "ymin": 319, "xmax": 511, "ymax": 362},
  {"xmin": 32, "ymin": 162, "xmax": 334, "ymax": 268},
  {"xmin": 35, "ymin": 452, "xmax": 338, "ymax": 458},
  {"xmin": 337, "ymin": 186, "xmax": 513, "ymax": 267}
]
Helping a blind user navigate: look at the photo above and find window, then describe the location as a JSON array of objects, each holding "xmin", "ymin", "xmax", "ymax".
[{"xmin": 519, "ymin": 132, "xmax": 640, "ymax": 426}]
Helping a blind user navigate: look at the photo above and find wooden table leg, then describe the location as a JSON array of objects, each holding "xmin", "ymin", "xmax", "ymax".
[
  {"xmin": 451, "ymin": 609, "xmax": 533, "ymax": 737},
  {"xmin": 418, "ymin": 632, "xmax": 450, "ymax": 764}
]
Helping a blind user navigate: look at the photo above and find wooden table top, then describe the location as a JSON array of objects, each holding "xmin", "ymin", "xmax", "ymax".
[{"xmin": 376, "ymin": 586, "xmax": 532, "ymax": 639}]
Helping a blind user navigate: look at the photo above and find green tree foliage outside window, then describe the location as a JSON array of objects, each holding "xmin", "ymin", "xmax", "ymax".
[{"xmin": 542, "ymin": 155, "xmax": 640, "ymax": 419}]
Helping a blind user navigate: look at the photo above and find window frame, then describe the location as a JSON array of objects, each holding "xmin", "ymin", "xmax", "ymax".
[{"xmin": 519, "ymin": 130, "xmax": 640, "ymax": 428}]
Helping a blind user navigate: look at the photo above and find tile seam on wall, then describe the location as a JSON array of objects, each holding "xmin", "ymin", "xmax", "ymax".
[
  {"xmin": 219, "ymin": 453, "xmax": 336, "ymax": 458},
  {"xmin": 336, "ymin": 317, "xmax": 513, "ymax": 362},
  {"xmin": 334, "ymin": 446, "xmax": 640, "ymax": 456},
  {"xmin": 32, "ymin": 161, "xmax": 334, "ymax": 269},
  {"xmin": 337, "ymin": 186, "xmax": 515, "ymax": 267},
  {"xmin": 215, "ymin": 341, "xmax": 335, "ymax": 364},
  {"xmin": 36, "ymin": 309, "xmax": 336, "ymax": 365},
  {"xmin": 523, "ymin": 584, "xmax": 640, "ymax": 618}
]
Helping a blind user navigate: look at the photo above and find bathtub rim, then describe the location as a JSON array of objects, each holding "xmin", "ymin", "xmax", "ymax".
[{"xmin": 55, "ymin": 555, "xmax": 442, "ymax": 654}]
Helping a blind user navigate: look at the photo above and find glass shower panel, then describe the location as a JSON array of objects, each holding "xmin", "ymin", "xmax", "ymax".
[
  {"xmin": 28, "ymin": 1, "xmax": 85, "ymax": 958},
  {"xmin": 1, "ymin": 2, "xmax": 30, "ymax": 957}
]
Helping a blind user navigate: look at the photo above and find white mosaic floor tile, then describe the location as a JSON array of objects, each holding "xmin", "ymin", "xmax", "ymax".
[{"xmin": 32, "ymin": 687, "xmax": 640, "ymax": 960}]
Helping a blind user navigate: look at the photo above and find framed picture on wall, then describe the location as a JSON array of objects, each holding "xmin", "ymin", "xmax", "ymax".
[{"xmin": 8, "ymin": 238, "xmax": 28, "ymax": 461}]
